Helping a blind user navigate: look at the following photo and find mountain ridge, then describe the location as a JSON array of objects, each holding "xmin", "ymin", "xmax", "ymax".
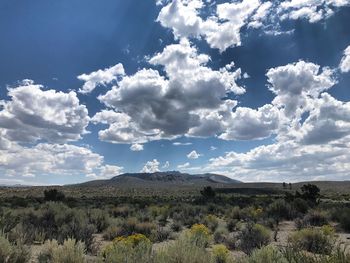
[{"xmin": 77, "ymin": 171, "xmax": 241, "ymax": 187}]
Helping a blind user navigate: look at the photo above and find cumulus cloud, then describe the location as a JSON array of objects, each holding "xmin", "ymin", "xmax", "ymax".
[
  {"xmin": 340, "ymin": 45, "xmax": 350, "ymax": 73},
  {"xmin": 78, "ymin": 64, "xmax": 125, "ymax": 94},
  {"xmin": 156, "ymin": 0, "xmax": 350, "ymax": 51},
  {"xmin": 0, "ymin": 81, "xmax": 89, "ymax": 144},
  {"xmin": 279, "ymin": 0, "xmax": 350, "ymax": 23},
  {"xmin": 219, "ymin": 104, "xmax": 281, "ymax": 140},
  {"xmin": 157, "ymin": 0, "xmax": 261, "ymax": 52},
  {"xmin": 297, "ymin": 93, "xmax": 350, "ymax": 145},
  {"xmin": 267, "ymin": 61, "xmax": 336, "ymax": 118},
  {"xmin": 130, "ymin": 143, "xmax": 144, "ymax": 151},
  {"xmin": 141, "ymin": 159, "xmax": 160, "ymax": 173},
  {"xmin": 0, "ymin": 143, "xmax": 123, "ymax": 179},
  {"xmin": 94, "ymin": 40, "xmax": 245, "ymax": 144},
  {"xmin": 187, "ymin": 150, "xmax": 201, "ymax": 159}
]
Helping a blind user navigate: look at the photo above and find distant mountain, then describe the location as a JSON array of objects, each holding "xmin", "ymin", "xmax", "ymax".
[{"xmin": 76, "ymin": 171, "xmax": 241, "ymax": 187}]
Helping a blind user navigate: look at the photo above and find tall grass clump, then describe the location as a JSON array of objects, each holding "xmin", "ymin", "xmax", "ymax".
[
  {"xmin": 100, "ymin": 234, "xmax": 152, "ymax": 263},
  {"xmin": 38, "ymin": 238, "xmax": 85, "ymax": 263},
  {"xmin": 0, "ymin": 232, "xmax": 30, "ymax": 263}
]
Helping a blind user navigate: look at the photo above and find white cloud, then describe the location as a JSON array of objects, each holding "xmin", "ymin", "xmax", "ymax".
[
  {"xmin": 0, "ymin": 143, "xmax": 123, "ymax": 179},
  {"xmin": 187, "ymin": 150, "xmax": 201, "ymax": 159},
  {"xmin": 130, "ymin": 143, "xmax": 144, "ymax": 151},
  {"xmin": 141, "ymin": 159, "xmax": 160, "ymax": 173},
  {"xmin": 267, "ymin": 61, "xmax": 336, "ymax": 118},
  {"xmin": 173, "ymin": 142, "xmax": 192, "ymax": 146},
  {"xmin": 178, "ymin": 162, "xmax": 190, "ymax": 169},
  {"xmin": 296, "ymin": 93, "xmax": 350, "ymax": 145},
  {"xmin": 278, "ymin": 0, "xmax": 350, "ymax": 23},
  {"xmin": 219, "ymin": 104, "xmax": 281, "ymax": 140},
  {"xmin": 78, "ymin": 63, "xmax": 125, "ymax": 94},
  {"xmin": 94, "ymin": 40, "xmax": 245, "ymax": 144},
  {"xmin": 157, "ymin": 0, "xmax": 261, "ymax": 52},
  {"xmin": 162, "ymin": 161, "xmax": 170, "ymax": 169},
  {"xmin": 156, "ymin": 0, "xmax": 350, "ymax": 51},
  {"xmin": 340, "ymin": 45, "xmax": 350, "ymax": 73},
  {"xmin": 0, "ymin": 81, "xmax": 89, "ymax": 144}
]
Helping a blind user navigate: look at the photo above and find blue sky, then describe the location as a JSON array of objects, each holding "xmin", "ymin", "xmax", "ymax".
[{"xmin": 1, "ymin": 0, "xmax": 350, "ymax": 185}]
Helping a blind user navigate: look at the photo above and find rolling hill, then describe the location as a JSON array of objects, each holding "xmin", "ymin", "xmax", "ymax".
[{"xmin": 77, "ymin": 171, "xmax": 241, "ymax": 188}]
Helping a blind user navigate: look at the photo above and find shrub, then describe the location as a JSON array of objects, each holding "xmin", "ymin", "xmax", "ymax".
[
  {"xmin": 204, "ymin": 215, "xmax": 219, "ymax": 232},
  {"xmin": 0, "ymin": 233, "xmax": 30, "ymax": 263},
  {"xmin": 337, "ymin": 208, "xmax": 350, "ymax": 232},
  {"xmin": 103, "ymin": 225, "xmax": 123, "ymax": 241},
  {"xmin": 213, "ymin": 227, "xmax": 229, "ymax": 244},
  {"xmin": 212, "ymin": 244, "xmax": 230, "ymax": 263},
  {"xmin": 226, "ymin": 219, "xmax": 238, "ymax": 232},
  {"xmin": 267, "ymin": 200, "xmax": 292, "ymax": 222},
  {"xmin": 154, "ymin": 232, "xmax": 211, "ymax": 263},
  {"xmin": 200, "ymin": 186, "xmax": 216, "ymax": 200},
  {"xmin": 101, "ymin": 234, "xmax": 152, "ymax": 263},
  {"xmin": 44, "ymin": 189, "xmax": 65, "ymax": 202},
  {"xmin": 247, "ymin": 245, "xmax": 288, "ymax": 263},
  {"xmin": 135, "ymin": 222, "xmax": 156, "ymax": 237},
  {"xmin": 87, "ymin": 209, "xmax": 110, "ymax": 233},
  {"xmin": 150, "ymin": 227, "xmax": 171, "ymax": 242},
  {"xmin": 291, "ymin": 198, "xmax": 309, "ymax": 215},
  {"xmin": 170, "ymin": 221, "xmax": 182, "ymax": 232},
  {"xmin": 38, "ymin": 238, "xmax": 85, "ymax": 263},
  {"xmin": 302, "ymin": 210, "xmax": 329, "ymax": 227},
  {"xmin": 189, "ymin": 224, "xmax": 212, "ymax": 247},
  {"xmin": 238, "ymin": 223, "xmax": 271, "ymax": 255},
  {"xmin": 288, "ymin": 227, "xmax": 335, "ymax": 255}
]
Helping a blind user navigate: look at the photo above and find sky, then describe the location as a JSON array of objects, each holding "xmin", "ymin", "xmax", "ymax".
[{"xmin": 1, "ymin": 0, "xmax": 350, "ymax": 185}]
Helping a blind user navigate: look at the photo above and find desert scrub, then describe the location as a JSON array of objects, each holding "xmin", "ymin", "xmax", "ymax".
[
  {"xmin": 238, "ymin": 223, "xmax": 271, "ymax": 255},
  {"xmin": 204, "ymin": 214, "xmax": 219, "ymax": 232},
  {"xmin": 100, "ymin": 234, "xmax": 152, "ymax": 263},
  {"xmin": 154, "ymin": 232, "xmax": 211, "ymax": 263},
  {"xmin": 212, "ymin": 244, "xmax": 231, "ymax": 263},
  {"xmin": 213, "ymin": 226, "xmax": 229, "ymax": 244},
  {"xmin": 302, "ymin": 210, "xmax": 329, "ymax": 227},
  {"xmin": 189, "ymin": 223, "xmax": 212, "ymax": 247},
  {"xmin": 38, "ymin": 238, "xmax": 85, "ymax": 263},
  {"xmin": 0, "ymin": 233, "xmax": 30, "ymax": 263},
  {"xmin": 245, "ymin": 245, "xmax": 288, "ymax": 263},
  {"xmin": 288, "ymin": 226, "xmax": 335, "ymax": 255}
]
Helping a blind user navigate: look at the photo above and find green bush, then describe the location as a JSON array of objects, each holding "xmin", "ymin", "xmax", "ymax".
[
  {"xmin": 303, "ymin": 210, "xmax": 329, "ymax": 227},
  {"xmin": 288, "ymin": 226, "xmax": 335, "ymax": 255},
  {"xmin": 150, "ymin": 226, "xmax": 171, "ymax": 242},
  {"xmin": 212, "ymin": 244, "xmax": 231, "ymax": 263},
  {"xmin": 103, "ymin": 225, "xmax": 123, "ymax": 241},
  {"xmin": 337, "ymin": 208, "xmax": 350, "ymax": 232},
  {"xmin": 101, "ymin": 234, "xmax": 152, "ymax": 263},
  {"xmin": 246, "ymin": 245, "xmax": 288, "ymax": 263},
  {"xmin": 238, "ymin": 223, "xmax": 271, "ymax": 255},
  {"xmin": 189, "ymin": 224, "xmax": 212, "ymax": 247},
  {"xmin": 154, "ymin": 232, "xmax": 211, "ymax": 263},
  {"xmin": 0, "ymin": 233, "xmax": 30, "ymax": 263},
  {"xmin": 204, "ymin": 215, "xmax": 219, "ymax": 232},
  {"xmin": 267, "ymin": 200, "xmax": 292, "ymax": 222},
  {"xmin": 38, "ymin": 238, "xmax": 85, "ymax": 263}
]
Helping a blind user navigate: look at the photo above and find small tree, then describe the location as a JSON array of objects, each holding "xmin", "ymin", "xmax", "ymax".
[
  {"xmin": 300, "ymin": 184, "xmax": 320, "ymax": 204},
  {"xmin": 200, "ymin": 186, "xmax": 216, "ymax": 200},
  {"xmin": 282, "ymin": 182, "xmax": 287, "ymax": 189},
  {"xmin": 44, "ymin": 189, "xmax": 65, "ymax": 202}
]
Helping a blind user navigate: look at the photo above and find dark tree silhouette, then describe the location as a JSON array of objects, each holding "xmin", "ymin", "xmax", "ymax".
[
  {"xmin": 200, "ymin": 186, "xmax": 216, "ymax": 199},
  {"xmin": 300, "ymin": 184, "xmax": 320, "ymax": 204},
  {"xmin": 44, "ymin": 189, "xmax": 65, "ymax": 202}
]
